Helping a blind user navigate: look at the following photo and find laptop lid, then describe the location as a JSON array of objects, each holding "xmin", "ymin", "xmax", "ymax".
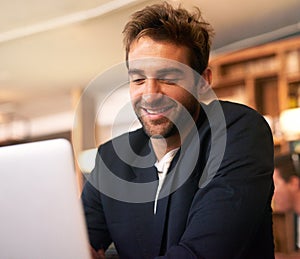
[{"xmin": 0, "ymin": 138, "xmax": 91, "ymax": 259}]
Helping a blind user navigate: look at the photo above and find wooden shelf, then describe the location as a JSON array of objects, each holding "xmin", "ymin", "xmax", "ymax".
[
  {"xmin": 210, "ymin": 37, "xmax": 300, "ymax": 65},
  {"xmin": 210, "ymin": 36, "xmax": 300, "ymax": 154},
  {"xmin": 212, "ymin": 76, "xmax": 245, "ymax": 88},
  {"xmin": 287, "ymin": 74, "xmax": 300, "ymax": 84}
]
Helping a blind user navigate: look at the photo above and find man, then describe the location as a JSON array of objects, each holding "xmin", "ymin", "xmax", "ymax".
[
  {"xmin": 273, "ymin": 153, "xmax": 300, "ymax": 252},
  {"xmin": 273, "ymin": 153, "xmax": 300, "ymax": 215},
  {"xmin": 82, "ymin": 2, "xmax": 275, "ymax": 258}
]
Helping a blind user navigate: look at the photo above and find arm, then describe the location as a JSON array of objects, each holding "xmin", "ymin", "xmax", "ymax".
[
  {"xmin": 157, "ymin": 104, "xmax": 275, "ymax": 259},
  {"xmin": 81, "ymin": 157, "xmax": 112, "ymax": 252},
  {"xmin": 89, "ymin": 246, "xmax": 105, "ymax": 259}
]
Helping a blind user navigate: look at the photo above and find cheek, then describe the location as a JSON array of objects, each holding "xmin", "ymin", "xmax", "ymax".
[
  {"xmin": 168, "ymin": 88, "xmax": 196, "ymax": 105},
  {"xmin": 129, "ymin": 85, "xmax": 136, "ymax": 97},
  {"xmin": 129, "ymin": 87, "xmax": 141, "ymax": 104}
]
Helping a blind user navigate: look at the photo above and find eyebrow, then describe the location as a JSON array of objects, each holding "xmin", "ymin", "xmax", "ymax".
[
  {"xmin": 156, "ymin": 68, "xmax": 184, "ymax": 77},
  {"xmin": 128, "ymin": 68, "xmax": 144, "ymax": 76},
  {"xmin": 128, "ymin": 67, "xmax": 185, "ymax": 77}
]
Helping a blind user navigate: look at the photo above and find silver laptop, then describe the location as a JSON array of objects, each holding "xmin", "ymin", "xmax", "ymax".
[{"xmin": 0, "ymin": 139, "xmax": 91, "ymax": 259}]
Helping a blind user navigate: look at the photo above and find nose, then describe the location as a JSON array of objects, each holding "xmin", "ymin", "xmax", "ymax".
[
  {"xmin": 144, "ymin": 78, "xmax": 160, "ymax": 94},
  {"xmin": 142, "ymin": 78, "xmax": 162, "ymax": 103}
]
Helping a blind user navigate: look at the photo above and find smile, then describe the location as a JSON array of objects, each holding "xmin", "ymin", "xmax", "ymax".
[
  {"xmin": 144, "ymin": 106, "xmax": 172, "ymax": 114},
  {"xmin": 141, "ymin": 105, "xmax": 174, "ymax": 119}
]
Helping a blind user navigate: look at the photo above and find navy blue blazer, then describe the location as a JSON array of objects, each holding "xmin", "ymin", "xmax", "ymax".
[{"xmin": 81, "ymin": 101, "xmax": 275, "ymax": 259}]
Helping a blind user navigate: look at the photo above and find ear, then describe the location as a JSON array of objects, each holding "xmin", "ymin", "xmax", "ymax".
[
  {"xmin": 202, "ymin": 67, "xmax": 212, "ymax": 85},
  {"xmin": 197, "ymin": 67, "xmax": 212, "ymax": 94}
]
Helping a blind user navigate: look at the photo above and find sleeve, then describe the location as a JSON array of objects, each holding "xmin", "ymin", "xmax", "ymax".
[
  {"xmin": 81, "ymin": 149, "xmax": 112, "ymax": 251},
  {"xmin": 157, "ymin": 105, "xmax": 275, "ymax": 259}
]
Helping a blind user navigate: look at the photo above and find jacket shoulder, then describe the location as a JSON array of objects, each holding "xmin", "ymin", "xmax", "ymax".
[{"xmin": 206, "ymin": 100, "xmax": 271, "ymax": 128}]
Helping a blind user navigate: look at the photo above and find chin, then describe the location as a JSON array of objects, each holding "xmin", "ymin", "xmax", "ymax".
[{"xmin": 142, "ymin": 123, "xmax": 175, "ymax": 139}]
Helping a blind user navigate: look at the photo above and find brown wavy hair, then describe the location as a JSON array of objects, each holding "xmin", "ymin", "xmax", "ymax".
[{"xmin": 123, "ymin": 1, "xmax": 214, "ymax": 74}]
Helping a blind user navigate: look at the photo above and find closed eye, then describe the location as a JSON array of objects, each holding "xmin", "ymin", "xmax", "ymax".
[
  {"xmin": 131, "ymin": 78, "xmax": 145, "ymax": 85},
  {"xmin": 158, "ymin": 78, "xmax": 180, "ymax": 85}
]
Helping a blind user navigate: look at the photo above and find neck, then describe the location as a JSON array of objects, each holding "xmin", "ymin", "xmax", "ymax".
[
  {"xmin": 150, "ymin": 105, "xmax": 201, "ymax": 161},
  {"xmin": 151, "ymin": 134, "xmax": 181, "ymax": 161}
]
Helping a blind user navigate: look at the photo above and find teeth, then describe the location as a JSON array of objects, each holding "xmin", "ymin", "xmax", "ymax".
[{"xmin": 146, "ymin": 107, "xmax": 168, "ymax": 114}]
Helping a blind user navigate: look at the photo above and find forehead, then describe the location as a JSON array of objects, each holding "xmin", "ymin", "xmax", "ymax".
[
  {"xmin": 128, "ymin": 57, "xmax": 193, "ymax": 77},
  {"xmin": 128, "ymin": 37, "xmax": 191, "ymax": 67}
]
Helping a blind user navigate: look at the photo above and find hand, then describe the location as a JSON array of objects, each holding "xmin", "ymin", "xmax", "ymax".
[{"xmin": 90, "ymin": 245, "xmax": 105, "ymax": 259}]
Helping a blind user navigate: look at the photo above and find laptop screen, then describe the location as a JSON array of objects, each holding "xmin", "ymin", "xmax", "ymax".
[{"xmin": 0, "ymin": 139, "xmax": 91, "ymax": 259}]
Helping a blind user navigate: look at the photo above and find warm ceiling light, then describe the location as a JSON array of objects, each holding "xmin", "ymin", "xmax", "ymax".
[{"xmin": 280, "ymin": 107, "xmax": 300, "ymax": 141}]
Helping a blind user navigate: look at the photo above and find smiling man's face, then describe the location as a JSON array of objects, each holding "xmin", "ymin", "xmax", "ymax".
[{"xmin": 128, "ymin": 36, "xmax": 200, "ymax": 139}]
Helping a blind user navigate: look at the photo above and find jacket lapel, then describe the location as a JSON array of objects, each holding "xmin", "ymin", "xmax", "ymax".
[
  {"xmin": 158, "ymin": 127, "xmax": 207, "ymax": 251},
  {"xmin": 126, "ymin": 115, "xmax": 209, "ymax": 257},
  {"xmin": 130, "ymin": 139, "xmax": 173, "ymax": 258}
]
